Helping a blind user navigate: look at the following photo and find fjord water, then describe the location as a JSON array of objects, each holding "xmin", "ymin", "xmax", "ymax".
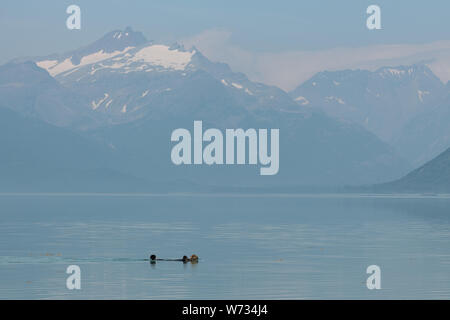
[{"xmin": 0, "ymin": 194, "xmax": 449, "ymax": 299}]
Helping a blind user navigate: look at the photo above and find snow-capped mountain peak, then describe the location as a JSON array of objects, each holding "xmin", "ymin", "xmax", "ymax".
[
  {"xmin": 35, "ymin": 27, "xmax": 148, "ymax": 76},
  {"xmin": 376, "ymin": 64, "xmax": 437, "ymax": 80},
  {"xmin": 91, "ymin": 26, "xmax": 147, "ymax": 53},
  {"xmin": 37, "ymin": 47, "xmax": 135, "ymax": 76},
  {"xmin": 36, "ymin": 32, "xmax": 197, "ymax": 77}
]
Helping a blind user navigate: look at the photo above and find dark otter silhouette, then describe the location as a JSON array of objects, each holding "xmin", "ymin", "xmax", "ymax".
[{"xmin": 149, "ymin": 254, "xmax": 198, "ymax": 263}]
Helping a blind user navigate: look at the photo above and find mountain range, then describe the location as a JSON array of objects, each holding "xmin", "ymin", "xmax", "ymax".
[
  {"xmin": 290, "ymin": 65, "xmax": 450, "ymax": 167},
  {"xmin": 1, "ymin": 27, "xmax": 449, "ymax": 192}
]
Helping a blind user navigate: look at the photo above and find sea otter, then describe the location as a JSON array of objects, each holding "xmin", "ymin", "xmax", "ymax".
[{"xmin": 149, "ymin": 254, "xmax": 198, "ymax": 263}]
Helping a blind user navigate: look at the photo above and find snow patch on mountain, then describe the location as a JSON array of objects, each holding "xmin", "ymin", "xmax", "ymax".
[
  {"xmin": 417, "ymin": 90, "xmax": 430, "ymax": 102},
  {"xmin": 130, "ymin": 45, "xmax": 194, "ymax": 70},
  {"xmin": 112, "ymin": 31, "xmax": 131, "ymax": 39},
  {"xmin": 295, "ymin": 96, "xmax": 310, "ymax": 105},
  {"xmin": 36, "ymin": 60, "xmax": 58, "ymax": 70},
  {"xmin": 80, "ymin": 48, "xmax": 134, "ymax": 66},
  {"xmin": 325, "ymin": 96, "xmax": 345, "ymax": 105},
  {"xmin": 51, "ymin": 44, "xmax": 196, "ymax": 78},
  {"xmin": 39, "ymin": 58, "xmax": 74, "ymax": 76},
  {"xmin": 381, "ymin": 68, "xmax": 406, "ymax": 77},
  {"xmin": 37, "ymin": 47, "xmax": 134, "ymax": 76},
  {"xmin": 105, "ymin": 99, "xmax": 113, "ymax": 109},
  {"xmin": 378, "ymin": 67, "xmax": 419, "ymax": 78},
  {"xmin": 91, "ymin": 93, "xmax": 109, "ymax": 110}
]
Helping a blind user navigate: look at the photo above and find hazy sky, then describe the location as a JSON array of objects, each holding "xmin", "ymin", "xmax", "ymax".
[{"xmin": 1, "ymin": 0, "xmax": 449, "ymax": 89}]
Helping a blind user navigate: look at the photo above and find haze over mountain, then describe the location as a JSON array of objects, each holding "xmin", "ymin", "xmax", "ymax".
[
  {"xmin": 0, "ymin": 61, "xmax": 96, "ymax": 128},
  {"xmin": 393, "ymin": 92, "xmax": 450, "ymax": 166},
  {"xmin": 0, "ymin": 28, "xmax": 421, "ymax": 191},
  {"xmin": 0, "ymin": 106, "xmax": 148, "ymax": 192},
  {"xmin": 290, "ymin": 65, "xmax": 450, "ymax": 166}
]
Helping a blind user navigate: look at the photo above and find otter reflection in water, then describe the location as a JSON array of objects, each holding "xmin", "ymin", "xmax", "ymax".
[{"xmin": 150, "ymin": 254, "xmax": 199, "ymax": 264}]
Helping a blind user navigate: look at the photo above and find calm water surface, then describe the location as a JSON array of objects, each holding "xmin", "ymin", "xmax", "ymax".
[{"xmin": 0, "ymin": 194, "xmax": 449, "ymax": 299}]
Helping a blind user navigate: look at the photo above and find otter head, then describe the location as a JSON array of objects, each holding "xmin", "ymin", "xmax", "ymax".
[
  {"xmin": 150, "ymin": 254, "xmax": 156, "ymax": 261},
  {"xmin": 190, "ymin": 254, "xmax": 199, "ymax": 263}
]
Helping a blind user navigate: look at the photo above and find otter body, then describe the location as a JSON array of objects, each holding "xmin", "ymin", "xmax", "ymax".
[{"xmin": 150, "ymin": 254, "xmax": 199, "ymax": 263}]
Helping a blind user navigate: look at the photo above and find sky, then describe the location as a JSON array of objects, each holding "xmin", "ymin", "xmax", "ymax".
[{"xmin": 1, "ymin": 0, "xmax": 450, "ymax": 90}]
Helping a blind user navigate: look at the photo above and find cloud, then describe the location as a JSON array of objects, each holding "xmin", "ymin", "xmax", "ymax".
[{"xmin": 182, "ymin": 29, "xmax": 450, "ymax": 91}]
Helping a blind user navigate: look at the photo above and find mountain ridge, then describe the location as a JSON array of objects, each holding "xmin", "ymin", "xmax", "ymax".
[
  {"xmin": 290, "ymin": 64, "xmax": 450, "ymax": 166},
  {"xmin": 0, "ymin": 28, "xmax": 416, "ymax": 190},
  {"xmin": 374, "ymin": 147, "xmax": 450, "ymax": 193}
]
